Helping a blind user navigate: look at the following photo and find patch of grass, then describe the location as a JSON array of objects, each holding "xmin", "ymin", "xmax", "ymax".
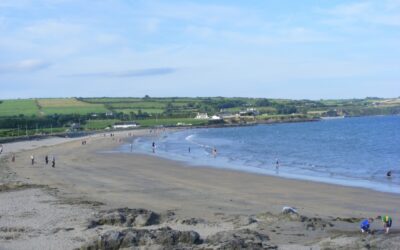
[
  {"xmin": 109, "ymin": 102, "xmax": 166, "ymax": 109},
  {"xmin": 0, "ymin": 99, "xmax": 39, "ymax": 117},
  {"xmin": 38, "ymin": 98, "xmax": 109, "ymax": 115}
]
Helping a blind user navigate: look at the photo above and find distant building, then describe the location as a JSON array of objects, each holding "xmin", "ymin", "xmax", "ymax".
[
  {"xmin": 239, "ymin": 108, "xmax": 259, "ymax": 116},
  {"xmin": 195, "ymin": 113, "xmax": 209, "ymax": 119},
  {"xmin": 210, "ymin": 115, "xmax": 222, "ymax": 120},
  {"xmin": 112, "ymin": 122, "xmax": 138, "ymax": 129}
]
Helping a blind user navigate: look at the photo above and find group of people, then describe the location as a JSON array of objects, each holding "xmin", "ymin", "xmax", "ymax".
[
  {"xmin": 360, "ymin": 215, "xmax": 393, "ymax": 234},
  {"xmin": 29, "ymin": 154, "xmax": 55, "ymax": 168}
]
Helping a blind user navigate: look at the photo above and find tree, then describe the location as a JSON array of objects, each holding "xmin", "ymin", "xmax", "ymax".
[{"xmin": 255, "ymin": 99, "xmax": 270, "ymax": 107}]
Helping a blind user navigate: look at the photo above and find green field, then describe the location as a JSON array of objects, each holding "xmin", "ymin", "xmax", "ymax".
[
  {"xmin": 0, "ymin": 99, "xmax": 39, "ymax": 117},
  {"xmin": 38, "ymin": 98, "xmax": 109, "ymax": 115}
]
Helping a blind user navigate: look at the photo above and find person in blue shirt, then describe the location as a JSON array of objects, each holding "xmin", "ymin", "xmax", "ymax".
[{"xmin": 360, "ymin": 218, "xmax": 373, "ymax": 233}]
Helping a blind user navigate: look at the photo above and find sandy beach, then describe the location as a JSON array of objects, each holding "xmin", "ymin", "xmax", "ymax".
[{"xmin": 1, "ymin": 129, "xmax": 400, "ymax": 249}]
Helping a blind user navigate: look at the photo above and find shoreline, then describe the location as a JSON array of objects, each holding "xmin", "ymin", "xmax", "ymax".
[
  {"xmin": 2, "ymin": 131, "xmax": 400, "ymax": 248},
  {"xmin": 118, "ymin": 148, "xmax": 400, "ymax": 196},
  {"xmin": 120, "ymin": 122, "xmax": 400, "ymax": 195}
]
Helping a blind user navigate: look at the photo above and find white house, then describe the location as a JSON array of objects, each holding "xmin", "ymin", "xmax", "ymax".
[{"xmin": 195, "ymin": 113, "xmax": 209, "ymax": 119}]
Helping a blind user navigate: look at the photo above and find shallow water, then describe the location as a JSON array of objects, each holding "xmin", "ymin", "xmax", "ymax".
[{"xmin": 120, "ymin": 116, "xmax": 400, "ymax": 193}]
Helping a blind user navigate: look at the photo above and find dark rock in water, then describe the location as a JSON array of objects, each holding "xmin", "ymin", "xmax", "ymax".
[
  {"xmin": 206, "ymin": 229, "xmax": 277, "ymax": 249},
  {"xmin": 88, "ymin": 208, "xmax": 160, "ymax": 228},
  {"xmin": 79, "ymin": 227, "xmax": 201, "ymax": 250}
]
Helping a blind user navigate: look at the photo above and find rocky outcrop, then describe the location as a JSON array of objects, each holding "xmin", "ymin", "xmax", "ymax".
[
  {"xmin": 88, "ymin": 208, "xmax": 160, "ymax": 228},
  {"xmin": 78, "ymin": 227, "xmax": 201, "ymax": 250},
  {"xmin": 205, "ymin": 229, "xmax": 277, "ymax": 249}
]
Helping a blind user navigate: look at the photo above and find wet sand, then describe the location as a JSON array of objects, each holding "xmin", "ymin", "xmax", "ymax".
[{"xmin": 2, "ymin": 130, "xmax": 400, "ymax": 249}]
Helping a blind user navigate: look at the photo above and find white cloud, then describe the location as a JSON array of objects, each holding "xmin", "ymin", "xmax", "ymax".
[
  {"xmin": 0, "ymin": 59, "xmax": 51, "ymax": 73},
  {"xmin": 24, "ymin": 19, "xmax": 83, "ymax": 37},
  {"xmin": 320, "ymin": 0, "xmax": 400, "ymax": 27}
]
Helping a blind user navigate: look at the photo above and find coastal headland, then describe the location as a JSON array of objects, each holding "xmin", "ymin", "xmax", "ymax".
[{"xmin": 1, "ymin": 129, "xmax": 400, "ymax": 249}]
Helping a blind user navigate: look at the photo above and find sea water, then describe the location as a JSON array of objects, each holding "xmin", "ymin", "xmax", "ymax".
[{"xmin": 120, "ymin": 115, "xmax": 400, "ymax": 193}]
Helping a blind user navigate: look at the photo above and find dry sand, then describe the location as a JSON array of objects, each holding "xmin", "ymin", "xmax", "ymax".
[{"xmin": 1, "ymin": 129, "xmax": 400, "ymax": 249}]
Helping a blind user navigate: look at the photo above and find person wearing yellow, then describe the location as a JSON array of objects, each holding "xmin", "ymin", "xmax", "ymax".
[{"xmin": 377, "ymin": 215, "xmax": 392, "ymax": 234}]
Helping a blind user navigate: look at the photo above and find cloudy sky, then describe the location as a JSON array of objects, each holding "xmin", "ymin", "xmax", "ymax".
[{"xmin": 0, "ymin": 0, "xmax": 399, "ymax": 99}]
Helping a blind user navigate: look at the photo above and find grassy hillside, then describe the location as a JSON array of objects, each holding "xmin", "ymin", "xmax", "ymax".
[
  {"xmin": 38, "ymin": 98, "xmax": 109, "ymax": 115},
  {"xmin": 0, "ymin": 99, "xmax": 39, "ymax": 117}
]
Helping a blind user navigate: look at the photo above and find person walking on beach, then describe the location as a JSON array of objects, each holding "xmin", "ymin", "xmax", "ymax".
[
  {"xmin": 0, "ymin": 144, "xmax": 3, "ymax": 154},
  {"xmin": 45, "ymin": 155, "xmax": 49, "ymax": 165},
  {"xmin": 377, "ymin": 215, "xmax": 392, "ymax": 234},
  {"xmin": 30, "ymin": 155, "xmax": 35, "ymax": 165},
  {"xmin": 360, "ymin": 218, "xmax": 373, "ymax": 234},
  {"xmin": 51, "ymin": 156, "xmax": 55, "ymax": 168}
]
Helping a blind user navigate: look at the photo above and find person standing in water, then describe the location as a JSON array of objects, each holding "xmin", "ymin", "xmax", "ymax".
[
  {"xmin": 152, "ymin": 142, "xmax": 156, "ymax": 153},
  {"xmin": 51, "ymin": 156, "xmax": 55, "ymax": 168},
  {"xmin": 275, "ymin": 158, "xmax": 280, "ymax": 169},
  {"xmin": 45, "ymin": 155, "xmax": 49, "ymax": 165},
  {"xmin": 30, "ymin": 155, "xmax": 35, "ymax": 165},
  {"xmin": 212, "ymin": 147, "xmax": 217, "ymax": 157}
]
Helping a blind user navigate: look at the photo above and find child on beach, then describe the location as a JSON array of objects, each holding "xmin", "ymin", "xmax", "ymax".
[
  {"xmin": 30, "ymin": 155, "xmax": 35, "ymax": 165},
  {"xmin": 377, "ymin": 215, "xmax": 392, "ymax": 234},
  {"xmin": 360, "ymin": 218, "xmax": 373, "ymax": 233}
]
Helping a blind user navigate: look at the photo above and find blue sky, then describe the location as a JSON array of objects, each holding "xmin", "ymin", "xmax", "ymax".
[{"xmin": 0, "ymin": 0, "xmax": 399, "ymax": 99}]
